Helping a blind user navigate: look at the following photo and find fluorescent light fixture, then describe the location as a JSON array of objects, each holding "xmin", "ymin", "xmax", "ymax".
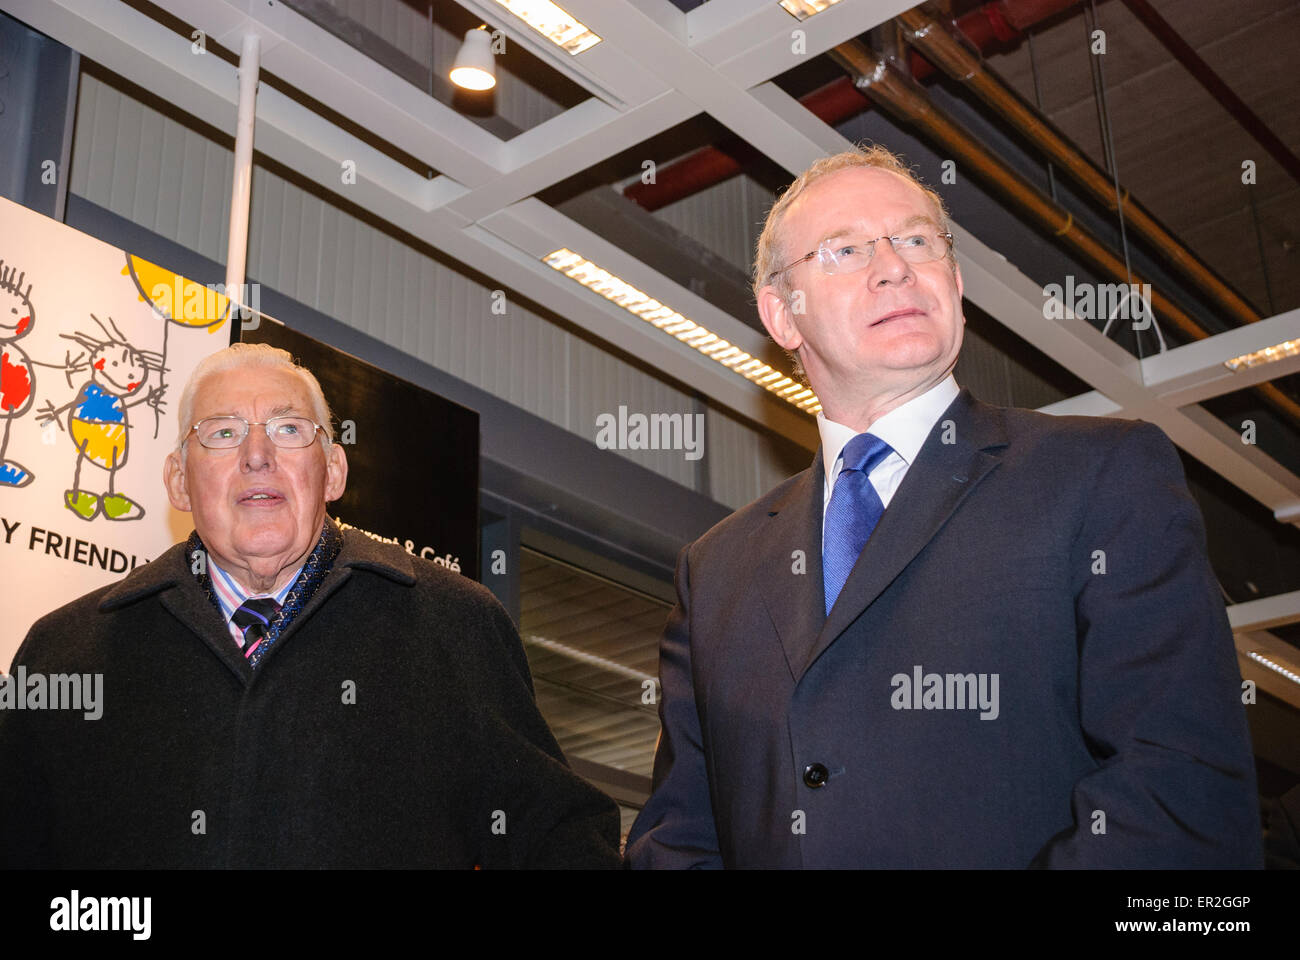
[
  {"xmin": 779, "ymin": 0, "xmax": 845, "ymax": 20},
  {"xmin": 487, "ymin": 0, "xmax": 601, "ymax": 54},
  {"xmin": 543, "ymin": 249, "xmax": 821, "ymax": 415},
  {"xmin": 1245, "ymin": 650, "xmax": 1300, "ymax": 687},
  {"xmin": 1223, "ymin": 337, "xmax": 1300, "ymax": 372}
]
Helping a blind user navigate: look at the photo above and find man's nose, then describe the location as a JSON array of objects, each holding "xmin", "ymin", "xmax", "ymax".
[
  {"xmin": 240, "ymin": 425, "xmax": 277, "ymax": 468},
  {"xmin": 866, "ymin": 239, "xmax": 915, "ymax": 287}
]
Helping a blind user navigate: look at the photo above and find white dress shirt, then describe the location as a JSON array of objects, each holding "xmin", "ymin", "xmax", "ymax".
[{"xmin": 818, "ymin": 375, "xmax": 960, "ymax": 535}]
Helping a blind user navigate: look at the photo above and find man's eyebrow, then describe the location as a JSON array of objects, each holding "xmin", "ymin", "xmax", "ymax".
[
  {"xmin": 819, "ymin": 214, "xmax": 940, "ymax": 243},
  {"xmin": 267, "ymin": 404, "xmax": 301, "ymax": 418},
  {"xmin": 894, "ymin": 214, "xmax": 940, "ymax": 232}
]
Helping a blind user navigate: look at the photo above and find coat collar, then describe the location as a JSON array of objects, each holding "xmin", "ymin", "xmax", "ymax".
[
  {"xmin": 97, "ymin": 523, "xmax": 418, "ymax": 682},
  {"xmin": 99, "ymin": 523, "xmax": 417, "ymax": 610},
  {"xmin": 753, "ymin": 388, "xmax": 1009, "ymax": 681}
]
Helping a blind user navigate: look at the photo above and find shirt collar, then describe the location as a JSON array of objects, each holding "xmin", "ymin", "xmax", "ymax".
[
  {"xmin": 206, "ymin": 556, "xmax": 302, "ymax": 623},
  {"xmin": 818, "ymin": 374, "xmax": 960, "ymax": 484}
]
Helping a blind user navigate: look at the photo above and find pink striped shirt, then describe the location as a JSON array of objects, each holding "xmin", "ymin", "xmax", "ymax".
[{"xmin": 208, "ymin": 558, "xmax": 302, "ymax": 650}]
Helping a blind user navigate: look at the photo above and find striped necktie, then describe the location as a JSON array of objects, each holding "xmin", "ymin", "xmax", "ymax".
[
  {"xmin": 822, "ymin": 433, "xmax": 895, "ymax": 615},
  {"xmin": 231, "ymin": 597, "xmax": 282, "ymax": 667}
]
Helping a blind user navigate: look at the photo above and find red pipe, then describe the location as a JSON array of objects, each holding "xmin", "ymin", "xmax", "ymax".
[{"xmin": 625, "ymin": 0, "xmax": 1085, "ymax": 211}]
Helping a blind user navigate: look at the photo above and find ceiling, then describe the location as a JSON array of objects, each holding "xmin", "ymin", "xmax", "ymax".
[{"xmin": 6, "ymin": 0, "xmax": 1299, "ymax": 787}]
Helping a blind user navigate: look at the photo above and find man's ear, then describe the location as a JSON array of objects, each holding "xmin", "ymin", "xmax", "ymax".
[
  {"xmin": 163, "ymin": 450, "xmax": 191, "ymax": 512},
  {"xmin": 757, "ymin": 283, "xmax": 804, "ymax": 354},
  {"xmin": 324, "ymin": 442, "xmax": 348, "ymax": 503},
  {"xmin": 954, "ymin": 260, "xmax": 964, "ymax": 302}
]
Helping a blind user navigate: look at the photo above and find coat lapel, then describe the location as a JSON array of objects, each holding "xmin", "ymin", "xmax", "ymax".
[
  {"xmin": 100, "ymin": 542, "xmax": 256, "ymax": 681},
  {"xmin": 805, "ymin": 390, "xmax": 1009, "ymax": 677},
  {"xmin": 241, "ymin": 530, "xmax": 417, "ymax": 676},
  {"xmin": 98, "ymin": 528, "xmax": 419, "ymax": 683},
  {"xmin": 756, "ymin": 455, "xmax": 827, "ymax": 680}
]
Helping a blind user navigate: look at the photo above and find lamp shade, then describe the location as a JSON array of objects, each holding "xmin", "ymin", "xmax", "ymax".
[{"xmin": 450, "ymin": 28, "xmax": 495, "ymax": 91}]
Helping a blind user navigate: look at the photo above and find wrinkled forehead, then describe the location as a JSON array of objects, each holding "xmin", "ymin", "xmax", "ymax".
[
  {"xmin": 192, "ymin": 366, "xmax": 314, "ymax": 419},
  {"xmin": 788, "ymin": 167, "xmax": 943, "ymax": 243}
]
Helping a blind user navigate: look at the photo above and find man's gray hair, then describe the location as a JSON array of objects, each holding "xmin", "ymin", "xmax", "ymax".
[{"xmin": 176, "ymin": 342, "xmax": 334, "ymax": 451}]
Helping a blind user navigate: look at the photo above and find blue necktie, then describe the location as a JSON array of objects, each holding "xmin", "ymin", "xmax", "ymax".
[{"xmin": 823, "ymin": 433, "xmax": 894, "ymax": 615}]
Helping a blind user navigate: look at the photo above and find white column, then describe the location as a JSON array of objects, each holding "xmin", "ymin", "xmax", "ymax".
[{"xmin": 224, "ymin": 33, "xmax": 261, "ymax": 309}]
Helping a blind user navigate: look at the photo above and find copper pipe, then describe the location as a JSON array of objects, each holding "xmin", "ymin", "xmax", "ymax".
[
  {"xmin": 898, "ymin": 7, "xmax": 1261, "ymax": 328},
  {"xmin": 625, "ymin": 0, "xmax": 1085, "ymax": 212},
  {"xmin": 831, "ymin": 41, "xmax": 1300, "ymax": 424}
]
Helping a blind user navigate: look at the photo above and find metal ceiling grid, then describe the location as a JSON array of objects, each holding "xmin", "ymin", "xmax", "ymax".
[{"xmin": 5, "ymin": 0, "xmax": 1298, "ymax": 643}]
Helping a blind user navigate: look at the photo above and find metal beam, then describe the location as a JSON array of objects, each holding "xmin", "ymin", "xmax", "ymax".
[
  {"xmin": 1143, "ymin": 307, "xmax": 1300, "ymax": 407},
  {"xmin": 955, "ymin": 225, "xmax": 1300, "ymax": 523},
  {"xmin": 1235, "ymin": 630, "xmax": 1300, "ymax": 711},
  {"xmin": 8, "ymin": 0, "xmax": 1297, "ymax": 534},
  {"xmin": 1229, "ymin": 590, "xmax": 1300, "ymax": 633}
]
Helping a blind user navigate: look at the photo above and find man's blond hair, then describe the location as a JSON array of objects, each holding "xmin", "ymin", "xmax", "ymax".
[{"xmin": 752, "ymin": 145, "xmax": 952, "ymax": 381}]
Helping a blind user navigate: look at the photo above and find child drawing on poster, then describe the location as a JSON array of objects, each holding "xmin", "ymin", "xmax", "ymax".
[
  {"xmin": 1, "ymin": 259, "xmax": 89, "ymax": 488},
  {"xmin": 36, "ymin": 314, "xmax": 166, "ymax": 521}
]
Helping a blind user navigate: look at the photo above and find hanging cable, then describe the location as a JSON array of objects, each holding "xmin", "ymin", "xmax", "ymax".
[
  {"xmin": 1084, "ymin": 0, "xmax": 1159, "ymax": 356},
  {"xmin": 1025, "ymin": 30, "xmax": 1059, "ymax": 205},
  {"xmin": 1246, "ymin": 187, "xmax": 1276, "ymax": 317}
]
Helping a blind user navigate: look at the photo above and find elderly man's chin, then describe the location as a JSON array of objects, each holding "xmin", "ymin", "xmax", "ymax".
[{"xmin": 229, "ymin": 517, "xmax": 316, "ymax": 569}]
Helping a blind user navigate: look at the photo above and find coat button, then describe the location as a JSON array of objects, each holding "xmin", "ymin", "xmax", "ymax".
[{"xmin": 803, "ymin": 763, "xmax": 829, "ymax": 788}]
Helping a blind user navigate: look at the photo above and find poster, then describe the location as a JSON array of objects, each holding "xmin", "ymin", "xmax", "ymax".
[
  {"xmin": 245, "ymin": 319, "xmax": 480, "ymax": 581},
  {"xmin": 0, "ymin": 196, "xmax": 231, "ymax": 667}
]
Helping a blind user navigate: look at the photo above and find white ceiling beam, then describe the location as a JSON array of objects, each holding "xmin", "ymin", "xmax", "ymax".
[
  {"xmin": 692, "ymin": 0, "xmax": 913, "ymax": 89},
  {"xmin": 745, "ymin": 79, "xmax": 859, "ymax": 157},
  {"xmin": 474, "ymin": 202, "xmax": 818, "ymax": 445},
  {"xmin": 483, "ymin": 200, "xmax": 779, "ymax": 358},
  {"xmin": 13, "ymin": 0, "xmax": 1298, "ymax": 526},
  {"xmin": 7, "ymin": 0, "xmax": 816, "ymax": 446},
  {"xmin": 456, "ymin": 0, "xmax": 673, "ymax": 108},
  {"xmin": 1229, "ymin": 590, "xmax": 1300, "ymax": 633},
  {"xmin": 954, "ymin": 226, "xmax": 1300, "ymax": 521},
  {"xmin": 1039, "ymin": 308, "xmax": 1300, "ymax": 417},
  {"xmin": 166, "ymin": 0, "xmax": 507, "ymax": 185},
  {"xmin": 561, "ymin": 0, "xmax": 878, "ymax": 177},
  {"xmin": 449, "ymin": 91, "xmax": 697, "ymax": 222},
  {"xmin": 1142, "ymin": 307, "xmax": 1300, "ymax": 407},
  {"xmin": 251, "ymin": 97, "xmax": 817, "ymax": 444},
  {"xmin": 1036, "ymin": 391, "xmax": 1123, "ymax": 418},
  {"xmin": 1235, "ymin": 631, "xmax": 1300, "ymax": 710}
]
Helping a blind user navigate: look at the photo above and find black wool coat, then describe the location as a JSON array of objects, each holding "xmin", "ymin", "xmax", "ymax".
[{"xmin": 0, "ymin": 528, "xmax": 621, "ymax": 868}]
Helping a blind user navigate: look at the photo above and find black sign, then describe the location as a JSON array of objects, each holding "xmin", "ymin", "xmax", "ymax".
[{"xmin": 244, "ymin": 319, "xmax": 479, "ymax": 580}]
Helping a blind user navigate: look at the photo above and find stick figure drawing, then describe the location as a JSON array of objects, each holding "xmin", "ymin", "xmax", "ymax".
[
  {"xmin": 37, "ymin": 315, "xmax": 167, "ymax": 521},
  {"xmin": 1, "ymin": 259, "xmax": 89, "ymax": 488},
  {"xmin": 0, "ymin": 260, "xmax": 43, "ymax": 487}
]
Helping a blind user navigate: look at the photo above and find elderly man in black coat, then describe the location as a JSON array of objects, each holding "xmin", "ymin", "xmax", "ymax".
[{"xmin": 0, "ymin": 342, "xmax": 620, "ymax": 868}]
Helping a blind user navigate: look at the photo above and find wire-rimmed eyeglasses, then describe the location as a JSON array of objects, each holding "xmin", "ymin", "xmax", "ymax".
[
  {"xmin": 767, "ymin": 229, "xmax": 955, "ymax": 283},
  {"xmin": 188, "ymin": 416, "xmax": 324, "ymax": 449}
]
